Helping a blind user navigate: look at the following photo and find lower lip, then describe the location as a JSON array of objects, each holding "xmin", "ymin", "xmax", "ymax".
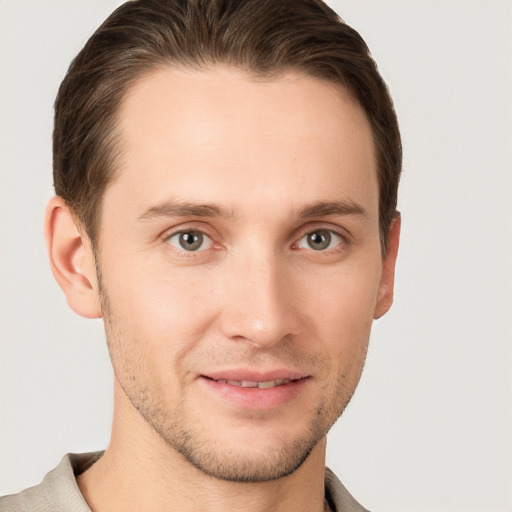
[{"xmin": 200, "ymin": 377, "xmax": 308, "ymax": 410}]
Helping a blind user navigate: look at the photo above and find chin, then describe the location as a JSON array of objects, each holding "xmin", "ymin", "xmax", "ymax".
[
  {"xmin": 147, "ymin": 409, "xmax": 332, "ymax": 483},
  {"xmin": 173, "ymin": 432, "xmax": 323, "ymax": 482}
]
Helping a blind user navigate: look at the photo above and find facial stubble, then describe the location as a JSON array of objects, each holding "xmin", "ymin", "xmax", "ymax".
[{"xmin": 96, "ymin": 264, "xmax": 369, "ymax": 483}]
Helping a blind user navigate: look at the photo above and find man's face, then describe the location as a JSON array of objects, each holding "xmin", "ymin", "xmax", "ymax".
[{"xmin": 94, "ymin": 67, "xmax": 394, "ymax": 482}]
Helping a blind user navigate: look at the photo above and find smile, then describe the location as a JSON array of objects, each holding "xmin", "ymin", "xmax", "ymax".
[
  {"xmin": 214, "ymin": 379, "xmax": 293, "ymax": 389},
  {"xmin": 201, "ymin": 374, "xmax": 308, "ymax": 409}
]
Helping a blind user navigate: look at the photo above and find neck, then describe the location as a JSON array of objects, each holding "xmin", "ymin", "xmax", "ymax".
[{"xmin": 77, "ymin": 385, "xmax": 328, "ymax": 512}]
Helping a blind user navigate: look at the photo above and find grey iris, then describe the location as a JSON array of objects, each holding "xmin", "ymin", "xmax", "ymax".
[
  {"xmin": 179, "ymin": 231, "xmax": 203, "ymax": 251},
  {"xmin": 307, "ymin": 230, "xmax": 331, "ymax": 250}
]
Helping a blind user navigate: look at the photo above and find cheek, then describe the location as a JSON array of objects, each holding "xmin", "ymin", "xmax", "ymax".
[
  {"xmin": 103, "ymin": 259, "xmax": 220, "ymax": 356},
  {"xmin": 101, "ymin": 267, "xmax": 217, "ymax": 402},
  {"xmin": 311, "ymin": 262, "xmax": 380, "ymax": 320},
  {"xmin": 303, "ymin": 257, "xmax": 381, "ymax": 364}
]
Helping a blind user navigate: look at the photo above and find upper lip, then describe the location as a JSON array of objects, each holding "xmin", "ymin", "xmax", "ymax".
[{"xmin": 202, "ymin": 369, "xmax": 308, "ymax": 382}]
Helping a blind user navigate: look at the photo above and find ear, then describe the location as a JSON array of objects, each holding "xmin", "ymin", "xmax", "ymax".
[
  {"xmin": 374, "ymin": 213, "xmax": 401, "ymax": 319},
  {"xmin": 44, "ymin": 196, "xmax": 102, "ymax": 319}
]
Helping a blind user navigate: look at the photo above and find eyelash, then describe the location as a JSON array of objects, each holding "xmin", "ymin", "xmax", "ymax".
[{"xmin": 163, "ymin": 225, "xmax": 348, "ymax": 255}]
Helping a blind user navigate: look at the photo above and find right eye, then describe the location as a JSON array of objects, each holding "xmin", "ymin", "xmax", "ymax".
[{"xmin": 166, "ymin": 230, "xmax": 213, "ymax": 252}]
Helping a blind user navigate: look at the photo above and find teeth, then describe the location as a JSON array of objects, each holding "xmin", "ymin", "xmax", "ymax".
[
  {"xmin": 241, "ymin": 381, "xmax": 258, "ymax": 388},
  {"xmin": 217, "ymin": 379, "xmax": 291, "ymax": 389},
  {"xmin": 257, "ymin": 379, "xmax": 287, "ymax": 389}
]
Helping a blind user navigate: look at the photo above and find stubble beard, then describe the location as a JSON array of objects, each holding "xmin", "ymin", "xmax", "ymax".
[
  {"xmin": 97, "ymin": 271, "xmax": 367, "ymax": 483},
  {"xmin": 143, "ymin": 404, "xmax": 330, "ymax": 483},
  {"xmin": 121, "ymin": 369, "xmax": 354, "ymax": 483}
]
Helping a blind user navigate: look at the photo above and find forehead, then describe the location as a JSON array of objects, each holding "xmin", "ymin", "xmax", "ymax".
[{"xmin": 108, "ymin": 66, "xmax": 378, "ymax": 220}]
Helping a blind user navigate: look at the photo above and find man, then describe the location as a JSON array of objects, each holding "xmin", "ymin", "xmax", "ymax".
[{"xmin": 0, "ymin": 0, "xmax": 401, "ymax": 511}]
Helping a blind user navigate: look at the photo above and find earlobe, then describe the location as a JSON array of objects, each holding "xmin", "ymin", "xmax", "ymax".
[
  {"xmin": 374, "ymin": 213, "xmax": 401, "ymax": 320},
  {"xmin": 44, "ymin": 196, "xmax": 102, "ymax": 319}
]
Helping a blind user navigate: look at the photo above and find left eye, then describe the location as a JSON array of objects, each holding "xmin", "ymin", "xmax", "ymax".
[
  {"xmin": 297, "ymin": 229, "xmax": 343, "ymax": 251},
  {"xmin": 166, "ymin": 230, "xmax": 213, "ymax": 252}
]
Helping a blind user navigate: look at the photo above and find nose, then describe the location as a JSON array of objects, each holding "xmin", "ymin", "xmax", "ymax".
[{"xmin": 218, "ymin": 249, "xmax": 300, "ymax": 349}]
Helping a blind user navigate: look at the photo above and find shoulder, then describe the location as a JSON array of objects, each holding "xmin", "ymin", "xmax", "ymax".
[
  {"xmin": 0, "ymin": 453, "xmax": 102, "ymax": 512},
  {"xmin": 325, "ymin": 467, "xmax": 371, "ymax": 512}
]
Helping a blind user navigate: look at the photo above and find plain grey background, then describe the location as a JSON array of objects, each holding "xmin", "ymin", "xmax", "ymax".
[{"xmin": 1, "ymin": 1, "xmax": 511, "ymax": 511}]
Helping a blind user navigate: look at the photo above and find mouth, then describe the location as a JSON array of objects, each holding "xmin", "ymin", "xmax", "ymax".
[
  {"xmin": 206, "ymin": 377, "xmax": 297, "ymax": 389},
  {"xmin": 200, "ymin": 372, "xmax": 309, "ymax": 409}
]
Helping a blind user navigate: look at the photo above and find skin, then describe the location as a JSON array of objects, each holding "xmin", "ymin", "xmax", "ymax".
[{"xmin": 45, "ymin": 66, "xmax": 400, "ymax": 512}]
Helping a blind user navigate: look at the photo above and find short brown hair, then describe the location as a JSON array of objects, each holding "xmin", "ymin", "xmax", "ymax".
[{"xmin": 53, "ymin": 0, "xmax": 401, "ymax": 249}]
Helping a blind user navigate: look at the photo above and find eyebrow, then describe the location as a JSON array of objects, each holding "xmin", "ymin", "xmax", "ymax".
[
  {"xmin": 137, "ymin": 200, "xmax": 234, "ymax": 221},
  {"xmin": 298, "ymin": 200, "xmax": 367, "ymax": 219},
  {"xmin": 137, "ymin": 198, "xmax": 367, "ymax": 222}
]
